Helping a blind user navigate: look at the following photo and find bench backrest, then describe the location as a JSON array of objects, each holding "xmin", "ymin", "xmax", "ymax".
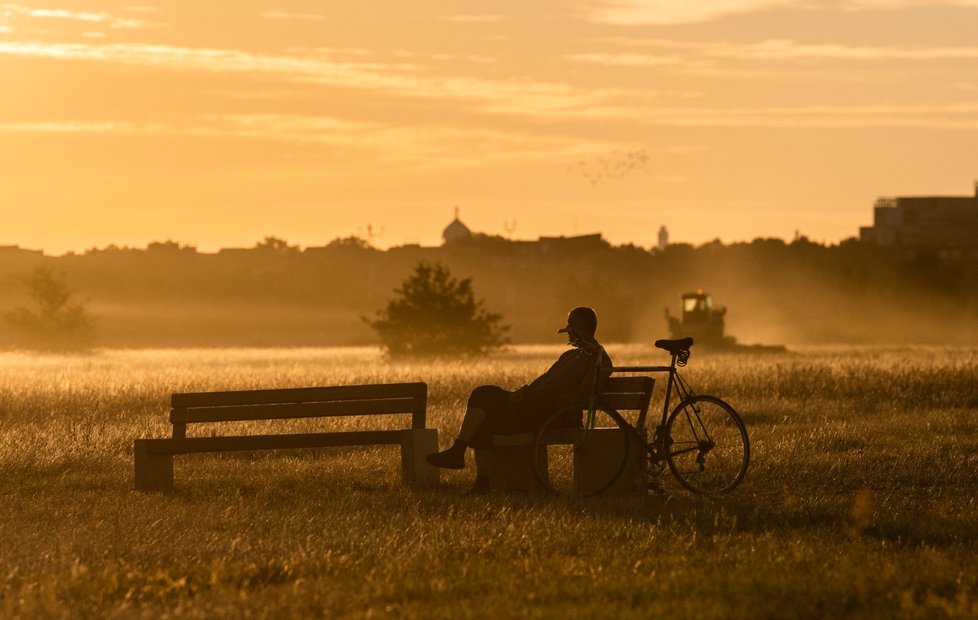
[
  {"xmin": 169, "ymin": 382, "xmax": 427, "ymax": 439},
  {"xmin": 598, "ymin": 376, "xmax": 655, "ymax": 428}
]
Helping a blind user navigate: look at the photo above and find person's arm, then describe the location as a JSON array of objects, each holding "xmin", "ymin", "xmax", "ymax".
[
  {"xmin": 512, "ymin": 353, "xmax": 570, "ymax": 403},
  {"xmin": 572, "ymin": 348, "xmax": 612, "ymax": 408}
]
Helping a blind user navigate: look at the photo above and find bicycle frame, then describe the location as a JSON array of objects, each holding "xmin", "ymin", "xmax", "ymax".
[{"xmin": 585, "ymin": 350, "xmax": 700, "ymax": 466}]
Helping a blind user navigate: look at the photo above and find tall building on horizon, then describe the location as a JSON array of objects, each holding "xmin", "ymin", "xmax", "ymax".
[{"xmin": 859, "ymin": 181, "xmax": 978, "ymax": 258}]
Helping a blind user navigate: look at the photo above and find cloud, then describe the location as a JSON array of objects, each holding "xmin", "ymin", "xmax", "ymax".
[
  {"xmin": 571, "ymin": 39, "xmax": 978, "ymax": 64},
  {"xmin": 438, "ymin": 15, "xmax": 503, "ymax": 23},
  {"xmin": 631, "ymin": 103, "xmax": 978, "ymax": 127},
  {"xmin": 587, "ymin": 0, "xmax": 799, "ymax": 25},
  {"xmin": 260, "ymin": 11, "xmax": 328, "ymax": 22},
  {"xmin": 566, "ymin": 51, "xmax": 695, "ymax": 67},
  {"xmin": 0, "ymin": 121, "xmax": 152, "ymax": 132},
  {"xmin": 1, "ymin": 3, "xmax": 158, "ymax": 29},
  {"xmin": 840, "ymin": 0, "xmax": 978, "ymax": 8},
  {"xmin": 586, "ymin": 0, "xmax": 978, "ymax": 25},
  {"xmin": 0, "ymin": 115, "xmax": 615, "ymax": 170},
  {"xmin": 0, "ymin": 41, "xmax": 615, "ymax": 119},
  {"xmin": 392, "ymin": 48, "xmax": 497, "ymax": 64}
]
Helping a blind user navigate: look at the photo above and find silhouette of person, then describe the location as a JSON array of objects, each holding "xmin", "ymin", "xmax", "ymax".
[{"xmin": 425, "ymin": 306, "xmax": 613, "ymax": 493}]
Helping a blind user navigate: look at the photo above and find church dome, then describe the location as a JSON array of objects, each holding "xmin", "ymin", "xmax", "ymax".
[{"xmin": 442, "ymin": 207, "xmax": 472, "ymax": 244}]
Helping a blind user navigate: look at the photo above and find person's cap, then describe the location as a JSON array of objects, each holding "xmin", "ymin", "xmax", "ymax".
[{"xmin": 557, "ymin": 306, "xmax": 598, "ymax": 335}]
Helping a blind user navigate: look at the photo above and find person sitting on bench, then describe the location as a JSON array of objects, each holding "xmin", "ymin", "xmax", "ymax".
[{"xmin": 425, "ymin": 306, "xmax": 613, "ymax": 492}]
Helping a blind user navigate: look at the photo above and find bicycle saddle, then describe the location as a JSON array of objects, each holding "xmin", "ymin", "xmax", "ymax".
[{"xmin": 654, "ymin": 337, "xmax": 694, "ymax": 355}]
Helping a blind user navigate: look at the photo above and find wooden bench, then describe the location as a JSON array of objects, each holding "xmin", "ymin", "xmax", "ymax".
[
  {"xmin": 475, "ymin": 375, "xmax": 654, "ymax": 494},
  {"xmin": 134, "ymin": 382, "xmax": 438, "ymax": 492}
]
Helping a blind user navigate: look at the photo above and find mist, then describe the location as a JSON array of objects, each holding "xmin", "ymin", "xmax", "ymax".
[{"xmin": 2, "ymin": 236, "xmax": 976, "ymax": 349}]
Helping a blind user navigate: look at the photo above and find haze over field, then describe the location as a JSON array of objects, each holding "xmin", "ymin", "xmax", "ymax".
[{"xmin": 3, "ymin": 1, "xmax": 978, "ymax": 254}]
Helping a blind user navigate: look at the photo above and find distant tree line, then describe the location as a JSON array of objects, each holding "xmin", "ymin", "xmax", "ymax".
[{"xmin": 1, "ymin": 234, "xmax": 975, "ymax": 349}]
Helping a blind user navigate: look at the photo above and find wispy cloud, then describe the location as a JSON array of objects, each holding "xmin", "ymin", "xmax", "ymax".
[
  {"xmin": 567, "ymin": 52, "xmax": 695, "ymax": 68},
  {"xmin": 1, "ymin": 3, "xmax": 157, "ymax": 29},
  {"xmin": 840, "ymin": 0, "xmax": 978, "ymax": 8},
  {"xmin": 571, "ymin": 38, "xmax": 978, "ymax": 64},
  {"xmin": 438, "ymin": 14, "xmax": 503, "ymax": 23},
  {"xmin": 587, "ymin": 0, "xmax": 798, "ymax": 26},
  {"xmin": 586, "ymin": 0, "xmax": 978, "ymax": 25},
  {"xmin": 632, "ymin": 103, "xmax": 978, "ymax": 127},
  {"xmin": 0, "ymin": 41, "xmax": 614, "ymax": 119},
  {"xmin": 392, "ymin": 48, "xmax": 497, "ymax": 64},
  {"xmin": 260, "ymin": 11, "xmax": 328, "ymax": 22},
  {"xmin": 0, "ymin": 114, "xmax": 615, "ymax": 170},
  {"xmin": 0, "ymin": 120, "xmax": 154, "ymax": 132}
]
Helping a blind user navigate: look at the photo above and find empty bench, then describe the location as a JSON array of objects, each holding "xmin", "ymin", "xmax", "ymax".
[
  {"xmin": 476, "ymin": 375, "xmax": 654, "ymax": 494},
  {"xmin": 134, "ymin": 382, "xmax": 439, "ymax": 492}
]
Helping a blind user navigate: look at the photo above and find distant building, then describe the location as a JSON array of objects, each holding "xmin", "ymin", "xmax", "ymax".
[
  {"xmin": 657, "ymin": 226, "xmax": 669, "ymax": 251},
  {"xmin": 442, "ymin": 207, "xmax": 472, "ymax": 244},
  {"xmin": 860, "ymin": 182, "xmax": 978, "ymax": 258},
  {"xmin": 538, "ymin": 233, "xmax": 607, "ymax": 254}
]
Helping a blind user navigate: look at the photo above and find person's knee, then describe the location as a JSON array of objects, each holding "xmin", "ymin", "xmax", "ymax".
[{"xmin": 468, "ymin": 385, "xmax": 502, "ymax": 409}]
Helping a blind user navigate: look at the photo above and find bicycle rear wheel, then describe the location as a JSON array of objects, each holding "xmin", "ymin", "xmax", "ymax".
[
  {"xmin": 532, "ymin": 408, "xmax": 630, "ymax": 496},
  {"xmin": 665, "ymin": 395, "xmax": 749, "ymax": 494}
]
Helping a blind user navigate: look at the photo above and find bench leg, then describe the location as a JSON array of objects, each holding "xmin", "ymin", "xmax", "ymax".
[
  {"xmin": 477, "ymin": 444, "xmax": 547, "ymax": 492},
  {"xmin": 400, "ymin": 429, "xmax": 439, "ymax": 488},
  {"xmin": 574, "ymin": 428, "xmax": 647, "ymax": 495},
  {"xmin": 134, "ymin": 440, "xmax": 174, "ymax": 493}
]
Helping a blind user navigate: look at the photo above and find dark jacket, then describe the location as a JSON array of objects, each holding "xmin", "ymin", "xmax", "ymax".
[{"xmin": 515, "ymin": 341, "xmax": 612, "ymax": 416}]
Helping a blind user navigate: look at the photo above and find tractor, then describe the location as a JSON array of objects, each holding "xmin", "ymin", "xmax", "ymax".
[
  {"xmin": 665, "ymin": 290, "xmax": 786, "ymax": 352},
  {"xmin": 665, "ymin": 290, "xmax": 734, "ymax": 347}
]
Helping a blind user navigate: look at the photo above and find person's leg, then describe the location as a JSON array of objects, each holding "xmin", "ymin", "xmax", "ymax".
[
  {"xmin": 426, "ymin": 386, "xmax": 509, "ymax": 470},
  {"xmin": 458, "ymin": 407, "xmax": 486, "ymax": 442},
  {"xmin": 425, "ymin": 407, "xmax": 484, "ymax": 469},
  {"xmin": 467, "ymin": 448, "xmax": 490, "ymax": 494}
]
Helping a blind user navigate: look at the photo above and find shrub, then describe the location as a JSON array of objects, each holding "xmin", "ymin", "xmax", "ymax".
[
  {"xmin": 364, "ymin": 261, "xmax": 508, "ymax": 356},
  {"xmin": 3, "ymin": 266, "xmax": 96, "ymax": 351}
]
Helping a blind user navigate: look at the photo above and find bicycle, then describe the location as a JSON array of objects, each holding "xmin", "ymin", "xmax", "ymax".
[{"xmin": 532, "ymin": 337, "xmax": 750, "ymax": 496}]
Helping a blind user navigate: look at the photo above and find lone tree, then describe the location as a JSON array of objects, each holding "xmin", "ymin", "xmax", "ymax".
[
  {"xmin": 365, "ymin": 261, "xmax": 509, "ymax": 356},
  {"xmin": 3, "ymin": 266, "xmax": 96, "ymax": 351}
]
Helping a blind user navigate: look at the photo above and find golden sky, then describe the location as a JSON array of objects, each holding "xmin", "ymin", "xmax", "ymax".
[{"xmin": 2, "ymin": 0, "xmax": 977, "ymax": 253}]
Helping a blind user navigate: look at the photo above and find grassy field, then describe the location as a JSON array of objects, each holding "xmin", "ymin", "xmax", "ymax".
[{"xmin": 2, "ymin": 344, "xmax": 978, "ymax": 618}]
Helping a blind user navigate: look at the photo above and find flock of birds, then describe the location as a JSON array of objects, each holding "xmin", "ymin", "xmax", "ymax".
[{"xmin": 567, "ymin": 148, "xmax": 651, "ymax": 185}]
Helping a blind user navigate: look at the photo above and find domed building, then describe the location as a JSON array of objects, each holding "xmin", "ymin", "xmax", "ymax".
[{"xmin": 442, "ymin": 207, "xmax": 472, "ymax": 244}]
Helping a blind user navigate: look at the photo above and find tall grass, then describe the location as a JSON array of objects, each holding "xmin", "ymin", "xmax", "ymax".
[{"xmin": 1, "ymin": 345, "xmax": 977, "ymax": 618}]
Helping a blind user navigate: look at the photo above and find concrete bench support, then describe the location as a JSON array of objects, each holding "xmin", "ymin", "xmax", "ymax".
[
  {"xmin": 477, "ymin": 428, "xmax": 647, "ymax": 495},
  {"xmin": 400, "ymin": 428, "xmax": 440, "ymax": 488},
  {"xmin": 134, "ymin": 440, "xmax": 174, "ymax": 493}
]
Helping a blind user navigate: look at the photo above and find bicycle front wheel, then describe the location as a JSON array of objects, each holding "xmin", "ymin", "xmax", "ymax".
[
  {"xmin": 665, "ymin": 395, "xmax": 749, "ymax": 494},
  {"xmin": 532, "ymin": 408, "xmax": 630, "ymax": 497}
]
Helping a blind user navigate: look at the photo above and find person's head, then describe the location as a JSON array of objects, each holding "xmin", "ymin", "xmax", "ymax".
[{"xmin": 557, "ymin": 306, "xmax": 598, "ymax": 345}]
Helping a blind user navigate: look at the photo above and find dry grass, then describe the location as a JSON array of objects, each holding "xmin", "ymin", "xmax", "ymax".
[{"xmin": 2, "ymin": 345, "xmax": 978, "ymax": 618}]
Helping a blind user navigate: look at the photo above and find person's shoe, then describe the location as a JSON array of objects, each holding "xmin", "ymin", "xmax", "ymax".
[{"xmin": 425, "ymin": 449, "xmax": 465, "ymax": 469}]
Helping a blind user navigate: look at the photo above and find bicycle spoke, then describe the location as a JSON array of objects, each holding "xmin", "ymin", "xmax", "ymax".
[
  {"xmin": 533, "ymin": 408, "xmax": 630, "ymax": 496},
  {"xmin": 666, "ymin": 396, "xmax": 749, "ymax": 494}
]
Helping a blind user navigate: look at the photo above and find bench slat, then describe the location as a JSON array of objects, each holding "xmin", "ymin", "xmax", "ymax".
[
  {"xmin": 170, "ymin": 396, "xmax": 426, "ymax": 424},
  {"xmin": 171, "ymin": 382, "xmax": 427, "ymax": 409},
  {"xmin": 492, "ymin": 427, "xmax": 621, "ymax": 447},
  {"xmin": 141, "ymin": 430, "xmax": 405, "ymax": 454},
  {"xmin": 600, "ymin": 393, "xmax": 651, "ymax": 411},
  {"xmin": 603, "ymin": 376, "xmax": 654, "ymax": 392}
]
